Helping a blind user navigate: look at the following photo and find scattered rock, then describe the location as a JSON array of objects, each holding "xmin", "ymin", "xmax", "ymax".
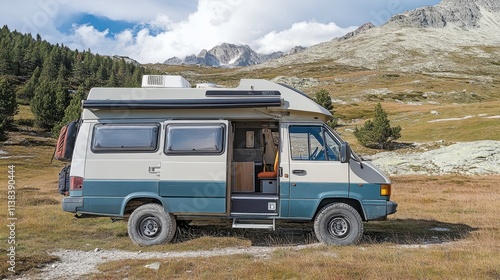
[
  {"xmin": 428, "ymin": 115, "xmax": 473, "ymax": 123},
  {"xmin": 271, "ymin": 76, "xmax": 321, "ymax": 91},
  {"xmin": 431, "ymin": 110, "xmax": 440, "ymax": 115},
  {"xmin": 145, "ymin": 262, "xmax": 161, "ymax": 270},
  {"xmin": 363, "ymin": 88, "xmax": 392, "ymax": 95},
  {"xmin": 323, "ymin": 252, "xmax": 339, "ymax": 258},
  {"xmin": 368, "ymin": 140, "xmax": 500, "ymax": 176},
  {"xmin": 94, "ymin": 248, "xmax": 101, "ymax": 253},
  {"xmin": 430, "ymin": 227, "xmax": 451, "ymax": 232}
]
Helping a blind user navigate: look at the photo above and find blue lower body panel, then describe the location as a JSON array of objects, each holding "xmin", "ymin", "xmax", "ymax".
[{"xmin": 69, "ymin": 179, "xmax": 227, "ymax": 216}]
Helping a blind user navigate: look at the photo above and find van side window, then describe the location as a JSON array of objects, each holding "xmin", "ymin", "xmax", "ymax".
[
  {"xmin": 165, "ymin": 124, "xmax": 225, "ymax": 154},
  {"xmin": 92, "ymin": 123, "xmax": 159, "ymax": 152},
  {"xmin": 289, "ymin": 125, "xmax": 340, "ymax": 161}
]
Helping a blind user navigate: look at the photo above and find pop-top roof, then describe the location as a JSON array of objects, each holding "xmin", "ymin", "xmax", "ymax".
[{"xmin": 84, "ymin": 76, "xmax": 332, "ymax": 120}]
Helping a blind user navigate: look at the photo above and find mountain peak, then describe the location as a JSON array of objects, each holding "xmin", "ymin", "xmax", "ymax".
[
  {"xmin": 164, "ymin": 43, "xmax": 302, "ymax": 67},
  {"xmin": 337, "ymin": 22, "xmax": 375, "ymax": 41},
  {"xmin": 252, "ymin": 0, "xmax": 500, "ymax": 74},
  {"xmin": 388, "ymin": 0, "xmax": 500, "ymax": 28}
]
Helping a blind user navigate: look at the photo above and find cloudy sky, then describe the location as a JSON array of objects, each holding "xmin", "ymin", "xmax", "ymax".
[{"xmin": 1, "ymin": 0, "xmax": 441, "ymax": 63}]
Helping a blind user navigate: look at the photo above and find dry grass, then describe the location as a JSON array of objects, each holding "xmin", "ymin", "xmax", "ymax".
[
  {"xmin": 1, "ymin": 132, "xmax": 499, "ymax": 279},
  {"xmin": 1, "ymin": 61, "xmax": 499, "ymax": 278},
  {"xmin": 90, "ymin": 175, "xmax": 500, "ymax": 280}
]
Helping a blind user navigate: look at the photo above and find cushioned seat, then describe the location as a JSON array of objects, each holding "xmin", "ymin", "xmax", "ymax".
[{"xmin": 258, "ymin": 152, "xmax": 278, "ymax": 179}]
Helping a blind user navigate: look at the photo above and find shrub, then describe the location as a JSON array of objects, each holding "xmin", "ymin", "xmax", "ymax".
[
  {"xmin": 354, "ymin": 102, "xmax": 401, "ymax": 149},
  {"xmin": 312, "ymin": 88, "xmax": 333, "ymax": 111}
]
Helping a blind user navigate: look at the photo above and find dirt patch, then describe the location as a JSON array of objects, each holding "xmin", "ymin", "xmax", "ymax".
[{"xmin": 13, "ymin": 245, "xmax": 321, "ymax": 280}]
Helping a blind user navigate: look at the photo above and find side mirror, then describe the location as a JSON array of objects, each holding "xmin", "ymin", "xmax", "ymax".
[{"xmin": 340, "ymin": 142, "xmax": 351, "ymax": 163}]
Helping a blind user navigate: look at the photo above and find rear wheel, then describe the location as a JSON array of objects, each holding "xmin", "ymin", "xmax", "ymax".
[
  {"xmin": 128, "ymin": 204, "xmax": 176, "ymax": 246},
  {"xmin": 314, "ymin": 203, "xmax": 363, "ymax": 245}
]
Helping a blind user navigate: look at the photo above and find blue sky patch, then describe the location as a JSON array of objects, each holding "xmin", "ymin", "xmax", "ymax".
[{"xmin": 59, "ymin": 13, "xmax": 137, "ymax": 36}]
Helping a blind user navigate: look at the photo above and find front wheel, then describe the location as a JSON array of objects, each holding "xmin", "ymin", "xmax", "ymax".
[
  {"xmin": 128, "ymin": 204, "xmax": 177, "ymax": 246},
  {"xmin": 314, "ymin": 203, "xmax": 363, "ymax": 245}
]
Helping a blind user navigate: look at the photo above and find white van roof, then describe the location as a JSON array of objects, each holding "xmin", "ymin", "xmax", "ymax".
[{"xmin": 84, "ymin": 76, "xmax": 332, "ymax": 121}]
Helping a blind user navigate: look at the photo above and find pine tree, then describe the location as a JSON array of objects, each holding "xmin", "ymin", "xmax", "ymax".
[
  {"xmin": 106, "ymin": 72, "xmax": 120, "ymax": 87},
  {"xmin": 18, "ymin": 66, "xmax": 41, "ymax": 101},
  {"xmin": 0, "ymin": 43, "xmax": 12, "ymax": 75},
  {"xmin": 354, "ymin": 102, "xmax": 402, "ymax": 149},
  {"xmin": 52, "ymin": 86, "xmax": 86, "ymax": 135},
  {"xmin": 312, "ymin": 88, "xmax": 338, "ymax": 128},
  {"xmin": 39, "ymin": 53, "xmax": 58, "ymax": 82},
  {"xmin": 31, "ymin": 80, "xmax": 59, "ymax": 129},
  {"xmin": 54, "ymin": 65, "xmax": 70, "ymax": 120},
  {"xmin": 0, "ymin": 77, "xmax": 18, "ymax": 139},
  {"xmin": 10, "ymin": 45, "xmax": 23, "ymax": 76}
]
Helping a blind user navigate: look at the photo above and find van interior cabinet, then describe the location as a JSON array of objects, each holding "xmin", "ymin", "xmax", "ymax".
[{"xmin": 232, "ymin": 162, "xmax": 255, "ymax": 192}]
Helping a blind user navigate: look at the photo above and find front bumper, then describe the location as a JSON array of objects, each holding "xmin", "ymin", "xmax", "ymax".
[
  {"xmin": 62, "ymin": 197, "xmax": 83, "ymax": 213},
  {"xmin": 387, "ymin": 201, "xmax": 398, "ymax": 215}
]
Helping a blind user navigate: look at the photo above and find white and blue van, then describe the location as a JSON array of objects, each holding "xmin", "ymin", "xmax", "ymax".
[{"xmin": 61, "ymin": 75, "xmax": 397, "ymax": 246}]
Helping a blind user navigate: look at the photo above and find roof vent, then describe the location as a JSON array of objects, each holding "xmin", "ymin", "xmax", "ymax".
[{"xmin": 141, "ymin": 75, "xmax": 191, "ymax": 88}]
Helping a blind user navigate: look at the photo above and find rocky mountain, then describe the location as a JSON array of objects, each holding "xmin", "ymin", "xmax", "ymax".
[
  {"xmin": 287, "ymin": 46, "xmax": 307, "ymax": 55},
  {"xmin": 253, "ymin": 0, "xmax": 500, "ymax": 75},
  {"xmin": 164, "ymin": 43, "xmax": 304, "ymax": 67},
  {"xmin": 111, "ymin": 55, "xmax": 140, "ymax": 66},
  {"xmin": 336, "ymin": 22, "xmax": 375, "ymax": 41},
  {"xmin": 390, "ymin": 0, "xmax": 500, "ymax": 28}
]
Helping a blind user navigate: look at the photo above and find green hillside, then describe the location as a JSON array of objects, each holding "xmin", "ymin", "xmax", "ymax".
[{"xmin": 0, "ymin": 25, "xmax": 155, "ymax": 138}]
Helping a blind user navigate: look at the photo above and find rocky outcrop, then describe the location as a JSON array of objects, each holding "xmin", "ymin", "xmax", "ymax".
[
  {"xmin": 111, "ymin": 55, "xmax": 140, "ymax": 66},
  {"xmin": 389, "ymin": 0, "xmax": 500, "ymax": 28},
  {"xmin": 337, "ymin": 22, "xmax": 375, "ymax": 41},
  {"xmin": 367, "ymin": 141, "xmax": 500, "ymax": 176},
  {"xmin": 271, "ymin": 76, "xmax": 322, "ymax": 91},
  {"xmin": 287, "ymin": 46, "xmax": 306, "ymax": 55}
]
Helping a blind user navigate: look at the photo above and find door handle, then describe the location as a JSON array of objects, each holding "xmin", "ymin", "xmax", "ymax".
[
  {"xmin": 148, "ymin": 166, "xmax": 161, "ymax": 173},
  {"xmin": 292, "ymin": 169, "xmax": 307, "ymax": 175}
]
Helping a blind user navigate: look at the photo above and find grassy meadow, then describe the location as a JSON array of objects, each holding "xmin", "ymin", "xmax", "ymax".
[
  {"xmin": 1, "ymin": 63, "xmax": 499, "ymax": 279},
  {"xmin": 1, "ymin": 143, "xmax": 499, "ymax": 279}
]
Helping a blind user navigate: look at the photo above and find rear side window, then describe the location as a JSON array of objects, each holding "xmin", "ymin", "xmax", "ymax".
[
  {"xmin": 92, "ymin": 123, "xmax": 160, "ymax": 152},
  {"xmin": 165, "ymin": 124, "xmax": 225, "ymax": 155}
]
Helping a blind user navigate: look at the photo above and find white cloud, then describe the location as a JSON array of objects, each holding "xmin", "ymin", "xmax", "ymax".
[
  {"xmin": 0, "ymin": 0, "xmax": 441, "ymax": 63},
  {"xmin": 61, "ymin": 0, "xmax": 358, "ymax": 63},
  {"xmin": 254, "ymin": 21, "xmax": 357, "ymax": 54},
  {"xmin": 70, "ymin": 24, "xmax": 109, "ymax": 48}
]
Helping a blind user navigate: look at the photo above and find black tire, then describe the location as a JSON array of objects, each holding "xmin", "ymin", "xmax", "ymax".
[
  {"xmin": 128, "ymin": 204, "xmax": 176, "ymax": 246},
  {"xmin": 314, "ymin": 203, "xmax": 363, "ymax": 245}
]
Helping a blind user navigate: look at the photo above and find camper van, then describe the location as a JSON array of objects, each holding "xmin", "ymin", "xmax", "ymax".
[{"xmin": 60, "ymin": 75, "xmax": 397, "ymax": 246}]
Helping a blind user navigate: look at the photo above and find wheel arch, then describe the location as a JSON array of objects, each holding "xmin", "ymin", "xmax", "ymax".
[
  {"xmin": 120, "ymin": 192, "xmax": 164, "ymax": 217},
  {"xmin": 314, "ymin": 198, "xmax": 366, "ymax": 221}
]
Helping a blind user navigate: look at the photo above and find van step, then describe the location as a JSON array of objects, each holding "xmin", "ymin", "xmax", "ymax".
[{"xmin": 232, "ymin": 218, "xmax": 275, "ymax": 230}]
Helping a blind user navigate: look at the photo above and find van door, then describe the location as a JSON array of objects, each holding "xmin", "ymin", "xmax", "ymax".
[
  {"xmin": 282, "ymin": 123, "xmax": 350, "ymax": 218},
  {"xmin": 159, "ymin": 120, "xmax": 229, "ymax": 215}
]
